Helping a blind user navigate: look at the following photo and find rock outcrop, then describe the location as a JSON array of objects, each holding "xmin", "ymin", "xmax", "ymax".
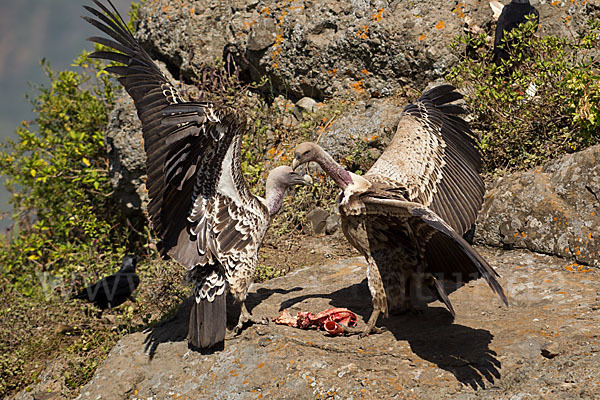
[
  {"xmin": 476, "ymin": 144, "xmax": 600, "ymax": 268},
  {"xmin": 37, "ymin": 248, "xmax": 594, "ymax": 399},
  {"xmin": 134, "ymin": 0, "xmax": 598, "ymax": 100}
]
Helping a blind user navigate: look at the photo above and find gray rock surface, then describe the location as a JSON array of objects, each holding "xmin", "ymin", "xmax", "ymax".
[
  {"xmin": 306, "ymin": 207, "xmax": 330, "ymax": 235},
  {"xmin": 68, "ymin": 247, "xmax": 600, "ymax": 399},
  {"xmin": 476, "ymin": 144, "xmax": 600, "ymax": 268},
  {"xmin": 105, "ymin": 91, "xmax": 147, "ymax": 217},
  {"xmin": 133, "ymin": 0, "xmax": 599, "ymax": 99},
  {"xmin": 319, "ymin": 98, "xmax": 403, "ymax": 167}
]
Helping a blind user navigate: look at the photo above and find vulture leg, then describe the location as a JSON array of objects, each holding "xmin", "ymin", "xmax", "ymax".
[
  {"xmin": 337, "ymin": 257, "xmax": 387, "ymax": 337},
  {"xmin": 231, "ymin": 302, "xmax": 268, "ymax": 335}
]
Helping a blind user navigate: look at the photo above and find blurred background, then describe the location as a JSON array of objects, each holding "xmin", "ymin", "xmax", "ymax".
[{"xmin": 0, "ymin": 0, "xmax": 131, "ymax": 229}]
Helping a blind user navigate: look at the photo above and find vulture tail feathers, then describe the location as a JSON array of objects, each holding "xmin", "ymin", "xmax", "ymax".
[{"xmin": 188, "ymin": 292, "xmax": 226, "ymax": 349}]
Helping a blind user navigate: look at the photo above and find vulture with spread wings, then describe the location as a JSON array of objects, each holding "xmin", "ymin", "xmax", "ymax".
[
  {"xmin": 292, "ymin": 85, "xmax": 508, "ymax": 336},
  {"xmin": 83, "ymin": 0, "xmax": 311, "ymax": 349}
]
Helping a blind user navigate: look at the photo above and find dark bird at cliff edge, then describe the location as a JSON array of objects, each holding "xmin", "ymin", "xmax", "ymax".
[
  {"xmin": 72, "ymin": 255, "xmax": 140, "ymax": 310},
  {"xmin": 493, "ymin": 0, "xmax": 539, "ymax": 64},
  {"xmin": 82, "ymin": 0, "xmax": 312, "ymax": 349}
]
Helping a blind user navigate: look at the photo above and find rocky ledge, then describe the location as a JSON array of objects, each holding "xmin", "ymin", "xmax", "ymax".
[{"xmin": 43, "ymin": 247, "xmax": 599, "ymax": 399}]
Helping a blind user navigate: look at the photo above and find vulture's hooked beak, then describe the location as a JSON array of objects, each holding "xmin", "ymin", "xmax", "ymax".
[
  {"xmin": 291, "ymin": 156, "xmax": 301, "ymax": 171},
  {"xmin": 290, "ymin": 171, "xmax": 312, "ymax": 186}
]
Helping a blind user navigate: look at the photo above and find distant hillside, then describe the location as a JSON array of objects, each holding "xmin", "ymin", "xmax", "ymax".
[{"xmin": 0, "ymin": 0, "xmax": 131, "ymax": 228}]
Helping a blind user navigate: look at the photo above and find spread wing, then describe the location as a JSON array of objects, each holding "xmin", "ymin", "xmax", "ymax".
[
  {"xmin": 83, "ymin": 0, "xmax": 270, "ymax": 274},
  {"xmin": 366, "ymin": 85, "xmax": 484, "ymax": 234},
  {"xmin": 359, "ymin": 196, "xmax": 507, "ymax": 305}
]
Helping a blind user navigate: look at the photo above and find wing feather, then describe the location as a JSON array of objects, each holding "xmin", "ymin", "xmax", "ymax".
[
  {"xmin": 359, "ymin": 196, "xmax": 508, "ymax": 305},
  {"xmin": 83, "ymin": 1, "xmax": 269, "ymax": 279},
  {"xmin": 366, "ymin": 85, "xmax": 484, "ymax": 234}
]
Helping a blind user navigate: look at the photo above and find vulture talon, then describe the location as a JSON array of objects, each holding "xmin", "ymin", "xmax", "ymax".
[{"xmin": 233, "ymin": 303, "xmax": 268, "ymax": 335}]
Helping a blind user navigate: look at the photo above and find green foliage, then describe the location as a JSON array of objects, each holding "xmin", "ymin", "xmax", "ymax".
[
  {"xmin": 447, "ymin": 18, "xmax": 600, "ymax": 173},
  {"xmin": 0, "ymin": 51, "xmax": 144, "ymax": 295}
]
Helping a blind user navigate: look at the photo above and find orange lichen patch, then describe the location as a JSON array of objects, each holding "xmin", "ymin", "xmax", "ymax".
[
  {"xmin": 452, "ymin": 2, "xmax": 466, "ymax": 19},
  {"xmin": 576, "ymin": 250, "xmax": 581, "ymax": 256},
  {"xmin": 551, "ymin": 0, "xmax": 560, "ymax": 5},
  {"xmin": 435, "ymin": 20, "xmax": 445, "ymax": 30},
  {"xmin": 327, "ymin": 68, "xmax": 338, "ymax": 76},
  {"xmin": 261, "ymin": 6, "xmax": 271, "ymax": 14},
  {"xmin": 243, "ymin": 379, "xmax": 249, "ymax": 385},
  {"xmin": 545, "ymin": 279, "xmax": 552, "ymax": 283},
  {"xmin": 521, "ymin": 232, "xmax": 527, "ymax": 237},
  {"xmin": 350, "ymin": 79, "xmax": 366, "ymax": 95},
  {"xmin": 257, "ymin": 362, "xmax": 265, "ymax": 368},
  {"xmin": 162, "ymin": 5, "xmax": 170, "ymax": 12},
  {"xmin": 564, "ymin": 15, "xmax": 572, "ymax": 24},
  {"xmin": 557, "ymin": 291, "xmax": 567, "ymax": 295},
  {"xmin": 564, "ymin": 247, "xmax": 570, "ymax": 253},
  {"xmin": 356, "ymin": 25, "xmax": 369, "ymax": 39},
  {"xmin": 419, "ymin": 34, "xmax": 427, "ymax": 41},
  {"xmin": 515, "ymin": 266, "xmax": 522, "ymax": 269},
  {"xmin": 361, "ymin": 69, "xmax": 370, "ymax": 75},
  {"xmin": 589, "ymin": 233, "xmax": 593, "ymax": 240},
  {"xmin": 513, "ymin": 232, "xmax": 519, "ymax": 237},
  {"xmin": 372, "ymin": 8, "xmax": 384, "ymax": 22}
]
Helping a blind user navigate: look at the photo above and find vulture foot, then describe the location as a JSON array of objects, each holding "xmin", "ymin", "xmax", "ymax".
[
  {"xmin": 231, "ymin": 302, "xmax": 268, "ymax": 336},
  {"xmin": 334, "ymin": 309, "xmax": 385, "ymax": 337}
]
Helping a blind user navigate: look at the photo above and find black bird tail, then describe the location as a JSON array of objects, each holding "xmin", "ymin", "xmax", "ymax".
[{"xmin": 188, "ymin": 291, "xmax": 226, "ymax": 349}]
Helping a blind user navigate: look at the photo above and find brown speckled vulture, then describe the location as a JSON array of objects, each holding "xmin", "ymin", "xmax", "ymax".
[
  {"xmin": 292, "ymin": 85, "xmax": 508, "ymax": 336},
  {"xmin": 83, "ymin": 0, "xmax": 312, "ymax": 349}
]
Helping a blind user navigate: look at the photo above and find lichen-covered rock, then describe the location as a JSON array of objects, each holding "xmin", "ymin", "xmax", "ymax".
[
  {"xmin": 134, "ymin": 0, "xmax": 599, "ymax": 100},
  {"xmin": 319, "ymin": 98, "xmax": 403, "ymax": 168},
  {"xmin": 63, "ymin": 248, "xmax": 600, "ymax": 400},
  {"xmin": 475, "ymin": 144, "xmax": 600, "ymax": 267},
  {"xmin": 105, "ymin": 91, "xmax": 147, "ymax": 217}
]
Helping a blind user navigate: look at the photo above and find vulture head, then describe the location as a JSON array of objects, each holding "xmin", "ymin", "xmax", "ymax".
[
  {"xmin": 292, "ymin": 142, "xmax": 321, "ymax": 170},
  {"xmin": 265, "ymin": 166, "xmax": 312, "ymax": 216},
  {"xmin": 292, "ymin": 142, "xmax": 353, "ymax": 189}
]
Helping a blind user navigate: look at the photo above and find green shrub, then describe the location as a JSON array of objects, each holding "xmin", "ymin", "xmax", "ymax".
[
  {"xmin": 447, "ymin": 18, "xmax": 600, "ymax": 173},
  {"xmin": 0, "ymin": 52, "xmax": 142, "ymax": 296}
]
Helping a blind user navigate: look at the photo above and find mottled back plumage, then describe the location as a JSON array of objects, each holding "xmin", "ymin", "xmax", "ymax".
[{"xmin": 83, "ymin": 0, "xmax": 310, "ymax": 349}]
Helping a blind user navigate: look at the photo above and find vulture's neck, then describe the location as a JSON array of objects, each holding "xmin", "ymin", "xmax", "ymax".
[
  {"xmin": 315, "ymin": 148, "xmax": 353, "ymax": 190},
  {"xmin": 265, "ymin": 181, "xmax": 286, "ymax": 217}
]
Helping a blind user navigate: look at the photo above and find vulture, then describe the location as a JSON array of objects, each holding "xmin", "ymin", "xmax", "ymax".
[
  {"xmin": 83, "ymin": 0, "xmax": 312, "ymax": 349},
  {"xmin": 72, "ymin": 255, "xmax": 139, "ymax": 310},
  {"xmin": 292, "ymin": 85, "xmax": 508, "ymax": 336},
  {"xmin": 493, "ymin": 0, "xmax": 539, "ymax": 64}
]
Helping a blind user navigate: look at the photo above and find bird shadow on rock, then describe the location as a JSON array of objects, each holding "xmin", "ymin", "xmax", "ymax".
[
  {"xmin": 143, "ymin": 286, "xmax": 303, "ymax": 359},
  {"xmin": 280, "ymin": 278, "xmax": 500, "ymax": 390}
]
